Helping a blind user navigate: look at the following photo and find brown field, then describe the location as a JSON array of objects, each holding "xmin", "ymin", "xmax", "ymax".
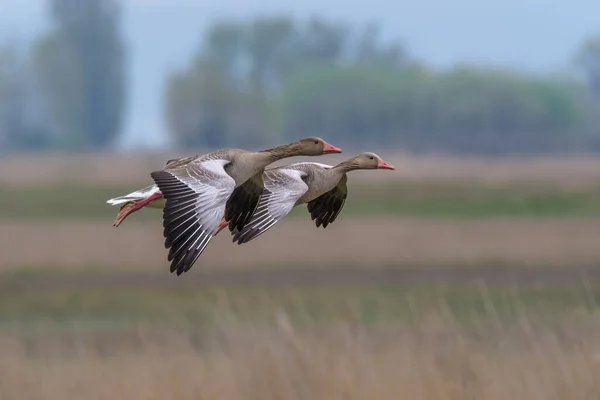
[
  {"xmin": 2, "ymin": 314, "xmax": 600, "ymax": 399},
  {"xmin": 6, "ymin": 152, "xmax": 600, "ymax": 399},
  {"xmin": 6, "ymin": 152, "xmax": 600, "ymax": 187},
  {"xmin": 3, "ymin": 217, "xmax": 600, "ymax": 272}
]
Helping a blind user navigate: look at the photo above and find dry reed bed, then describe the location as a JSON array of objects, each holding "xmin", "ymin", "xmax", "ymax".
[
  {"xmin": 3, "ymin": 218, "xmax": 600, "ymax": 271},
  {"xmin": 6, "ymin": 152, "xmax": 600, "ymax": 187},
  {"xmin": 2, "ymin": 315, "xmax": 600, "ymax": 399}
]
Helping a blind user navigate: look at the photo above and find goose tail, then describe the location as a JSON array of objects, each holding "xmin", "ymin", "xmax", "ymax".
[{"xmin": 106, "ymin": 184, "xmax": 161, "ymax": 206}]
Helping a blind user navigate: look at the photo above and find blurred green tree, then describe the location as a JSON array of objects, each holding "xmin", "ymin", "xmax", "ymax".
[
  {"xmin": 245, "ymin": 16, "xmax": 297, "ymax": 93},
  {"xmin": 165, "ymin": 59, "xmax": 238, "ymax": 148},
  {"xmin": 164, "ymin": 15, "xmax": 597, "ymax": 153},
  {"xmin": 427, "ymin": 67, "xmax": 588, "ymax": 153},
  {"xmin": 0, "ymin": 46, "xmax": 26, "ymax": 150},
  {"xmin": 0, "ymin": 44, "xmax": 52, "ymax": 151},
  {"xmin": 33, "ymin": 0, "xmax": 126, "ymax": 149},
  {"xmin": 164, "ymin": 16, "xmax": 408, "ymax": 148},
  {"xmin": 283, "ymin": 64, "xmax": 591, "ymax": 153},
  {"xmin": 575, "ymin": 35, "xmax": 600, "ymax": 101},
  {"xmin": 282, "ymin": 65, "xmax": 428, "ymax": 145},
  {"xmin": 353, "ymin": 22, "xmax": 408, "ymax": 67},
  {"xmin": 203, "ymin": 20, "xmax": 245, "ymax": 80}
]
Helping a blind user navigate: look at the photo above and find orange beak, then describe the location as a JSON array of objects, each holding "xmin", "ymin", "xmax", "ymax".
[
  {"xmin": 377, "ymin": 158, "xmax": 395, "ymax": 170},
  {"xmin": 322, "ymin": 141, "xmax": 343, "ymax": 154}
]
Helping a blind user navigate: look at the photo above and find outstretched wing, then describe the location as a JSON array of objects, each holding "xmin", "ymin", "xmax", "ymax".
[
  {"xmin": 151, "ymin": 159, "xmax": 236, "ymax": 275},
  {"xmin": 306, "ymin": 174, "xmax": 348, "ymax": 228},
  {"xmin": 224, "ymin": 173, "xmax": 264, "ymax": 233},
  {"xmin": 232, "ymin": 168, "xmax": 309, "ymax": 245}
]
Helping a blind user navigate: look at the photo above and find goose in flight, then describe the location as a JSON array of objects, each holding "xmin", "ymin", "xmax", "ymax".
[{"xmin": 215, "ymin": 152, "xmax": 394, "ymax": 244}]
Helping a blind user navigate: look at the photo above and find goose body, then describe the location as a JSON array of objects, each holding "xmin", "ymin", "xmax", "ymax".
[
  {"xmin": 106, "ymin": 138, "xmax": 342, "ymax": 275},
  {"xmin": 225, "ymin": 152, "xmax": 394, "ymax": 245}
]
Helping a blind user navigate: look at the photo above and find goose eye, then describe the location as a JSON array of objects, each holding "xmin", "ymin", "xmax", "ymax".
[
  {"xmin": 369, "ymin": 156, "xmax": 374, "ymax": 160},
  {"xmin": 314, "ymin": 141, "xmax": 319, "ymax": 144}
]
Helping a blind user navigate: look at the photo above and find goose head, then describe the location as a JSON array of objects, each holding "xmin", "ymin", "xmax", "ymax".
[
  {"xmin": 295, "ymin": 137, "xmax": 343, "ymax": 155},
  {"xmin": 350, "ymin": 152, "xmax": 395, "ymax": 170}
]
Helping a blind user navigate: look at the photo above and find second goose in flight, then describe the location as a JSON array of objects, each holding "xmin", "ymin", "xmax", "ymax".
[{"xmin": 217, "ymin": 152, "xmax": 394, "ymax": 244}]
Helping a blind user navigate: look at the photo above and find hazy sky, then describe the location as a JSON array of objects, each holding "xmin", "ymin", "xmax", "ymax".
[{"xmin": 2, "ymin": 0, "xmax": 599, "ymax": 148}]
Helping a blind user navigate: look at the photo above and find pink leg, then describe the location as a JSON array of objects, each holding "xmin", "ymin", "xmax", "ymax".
[
  {"xmin": 134, "ymin": 192, "xmax": 163, "ymax": 209},
  {"xmin": 214, "ymin": 217, "xmax": 229, "ymax": 236},
  {"xmin": 113, "ymin": 192, "xmax": 163, "ymax": 227}
]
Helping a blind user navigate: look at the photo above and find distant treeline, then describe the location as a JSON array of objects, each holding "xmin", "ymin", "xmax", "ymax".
[
  {"xmin": 270, "ymin": 64, "xmax": 596, "ymax": 153},
  {"xmin": 1, "ymin": 0, "xmax": 600, "ymax": 154}
]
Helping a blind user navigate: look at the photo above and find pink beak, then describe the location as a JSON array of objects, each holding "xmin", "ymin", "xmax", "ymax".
[
  {"xmin": 322, "ymin": 142, "xmax": 343, "ymax": 154},
  {"xmin": 377, "ymin": 159, "xmax": 395, "ymax": 170}
]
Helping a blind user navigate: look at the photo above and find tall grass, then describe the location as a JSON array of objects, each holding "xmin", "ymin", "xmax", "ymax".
[
  {"xmin": 3, "ymin": 281, "xmax": 600, "ymax": 398},
  {"xmin": 2, "ymin": 308, "xmax": 600, "ymax": 399}
]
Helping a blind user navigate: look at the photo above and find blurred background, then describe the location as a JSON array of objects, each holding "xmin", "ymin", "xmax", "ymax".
[{"xmin": 3, "ymin": 0, "xmax": 600, "ymax": 398}]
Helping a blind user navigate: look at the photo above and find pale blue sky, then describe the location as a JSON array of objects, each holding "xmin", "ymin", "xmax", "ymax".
[{"xmin": 2, "ymin": 0, "xmax": 599, "ymax": 149}]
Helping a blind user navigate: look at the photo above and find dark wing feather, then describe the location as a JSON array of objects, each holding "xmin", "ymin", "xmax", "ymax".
[
  {"xmin": 306, "ymin": 174, "xmax": 348, "ymax": 228},
  {"xmin": 224, "ymin": 174, "xmax": 264, "ymax": 233},
  {"xmin": 150, "ymin": 159, "xmax": 235, "ymax": 275},
  {"xmin": 232, "ymin": 168, "xmax": 308, "ymax": 245}
]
